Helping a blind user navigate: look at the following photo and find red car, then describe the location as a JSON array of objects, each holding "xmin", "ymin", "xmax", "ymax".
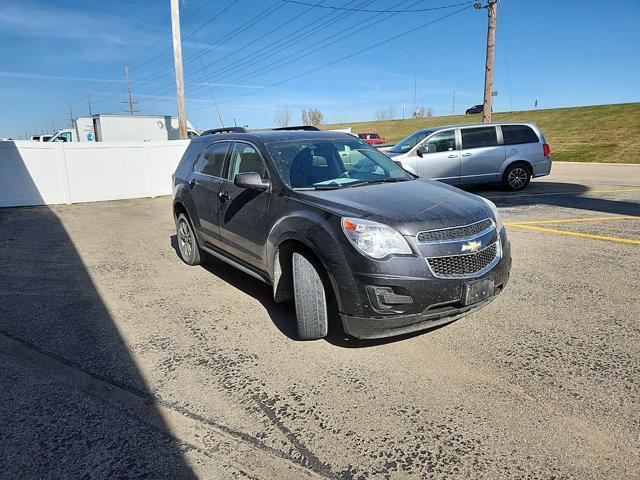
[{"xmin": 357, "ymin": 132, "xmax": 386, "ymax": 146}]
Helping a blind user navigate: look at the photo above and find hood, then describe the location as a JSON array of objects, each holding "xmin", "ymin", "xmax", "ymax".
[
  {"xmin": 384, "ymin": 150, "xmax": 403, "ymax": 158},
  {"xmin": 296, "ymin": 179, "xmax": 492, "ymax": 236}
]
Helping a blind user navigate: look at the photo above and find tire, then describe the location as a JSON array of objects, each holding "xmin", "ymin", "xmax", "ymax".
[
  {"xmin": 502, "ymin": 163, "xmax": 531, "ymax": 191},
  {"xmin": 176, "ymin": 213, "xmax": 201, "ymax": 266},
  {"xmin": 292, "ymin": 252, "xmax": 328, "ymax": 340}
]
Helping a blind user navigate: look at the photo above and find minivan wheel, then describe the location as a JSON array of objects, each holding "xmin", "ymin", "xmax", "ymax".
[
  {"xmin": 292, "ymin": 252, "xmax": 328, "ymax": 340},
  {"xmin": 177, "ymin": 213, "xmax": 201, "ymax": 266},
  {"xmin": 503, "ymin": 164, "xmax": 531, "ymax": 191}
]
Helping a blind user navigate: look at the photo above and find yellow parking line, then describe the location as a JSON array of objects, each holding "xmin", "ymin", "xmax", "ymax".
[
  {"xmin": 507, "ymin": 224, "xmax": 640, "ymax": 246},
  {"xmin": 488, "ymin": 187, "xmax": 640, "ymax": 199},
  {"xmin": 505, "ymin": 215, "xmax": 639, "ymax": 226}
]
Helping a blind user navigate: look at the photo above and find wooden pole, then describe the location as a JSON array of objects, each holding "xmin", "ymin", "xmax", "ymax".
[
  {"xmin": 125, "ymin": 65, "xmax": 134, "ymax": 115},
  {"xmin": 170, "ymin": 0, "xmax": 187, "ymax": 139},
  {"xmin": 482, "ymin": 0, "xmax": 497, "ymax": 123}
]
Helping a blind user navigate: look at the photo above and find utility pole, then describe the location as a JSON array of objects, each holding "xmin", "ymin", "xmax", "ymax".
[
  {"xmin": 170, "ymin": 0, "xmax": 188, "ymax": 139},
  {"xmin": 124, "ymin": 65, "xmax": 135, "ymax": 115},
  {"xmin": 478, "ymin": 0, "xmax": 497, "ymax": 123},
  {"xmin": 400, "ymin": 48, "xmax": 418, "ymax": 118},
  {"xmin": 68, "ymin": 102, "xmax": 74, "ymax": 127},
  {"xmin": 86, "ymin": 91, "xmax": 93, "ymax": 116},
  {"xmin": 452, "ymin": 89, "xmax": 456, "ymax": 115}
]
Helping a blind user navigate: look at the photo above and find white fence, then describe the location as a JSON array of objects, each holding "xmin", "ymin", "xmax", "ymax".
[{"xmin": 0, "ymin": 140, "xmax": 189, "ymax": 207}]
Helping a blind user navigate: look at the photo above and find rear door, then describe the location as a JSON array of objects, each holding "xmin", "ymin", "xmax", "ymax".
[
  {"xmin": 217, "ymin": 142, "xmax": 272, "ymax": 268},
  {"xmin": 189, "ymin": 141, "xmax": 232, "ymax": 246},
  {"xmin": 459, "ymin": 126, "xmax": 505, "ymax": 183},
  {"xmin": 500, "ymin": 124, "xmax": 543, "ymax": 162},
  {"xmin": 413, "ymin": 129, "xmax": 460, "ymax": 184}
]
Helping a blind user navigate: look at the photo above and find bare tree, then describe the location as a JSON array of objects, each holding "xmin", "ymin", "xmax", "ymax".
[
  {"xmin": 375, "ymin": 105, "xmax": 397, "ymax": 121},
  {"xmin": 413, "ymin": 106, "xmax": 433, "ymax": 119},
  {"xmin": 274, "ymin": 106, "xmax": 291, "ymax": 127},
  {"xmin": 301, "ymin": 108, "xmax": 324, "ymax": 127}
]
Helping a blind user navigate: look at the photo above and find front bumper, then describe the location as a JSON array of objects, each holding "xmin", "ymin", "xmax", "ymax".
[{"xmin": 337, "ymin": 235, "xmax": 511, "ymax": 339}]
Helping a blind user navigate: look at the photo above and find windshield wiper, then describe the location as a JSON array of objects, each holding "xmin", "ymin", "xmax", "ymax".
[
  {"xmin": 366, "ymin": 177, "xmax": 409, "ymax": 184},
  {"xmin": 312, "ymin": 180, "xmax": 370, "ymax": 190}
]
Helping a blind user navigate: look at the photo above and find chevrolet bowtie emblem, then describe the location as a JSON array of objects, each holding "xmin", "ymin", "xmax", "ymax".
[{"xmin": 461, "ymin": 240, "xmax": 482, "ymax": 253}]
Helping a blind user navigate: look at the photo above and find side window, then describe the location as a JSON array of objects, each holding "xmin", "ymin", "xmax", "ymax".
[
  {"xmin": 193, "ymin": 141, "xmax": 230, "ymax": 177},
  {"xmin": 424, "ymin": 130, "xmax": 456, "ymax": 153},
  {"xmin": 227, "ymin": 143, "xmax": 269, "ymax": 181},
  {"xmin": 501, "ymin": 125, "xmax": 539, "ymax": 145},
  {"xmin": 461, "ymin": 127, "xmax": 498, "ymax": 149}
]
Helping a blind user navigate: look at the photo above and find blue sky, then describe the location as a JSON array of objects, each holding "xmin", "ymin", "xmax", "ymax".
[{"xmin": 1, "ymin": 0, "xmax": 639, "ymax": 138}]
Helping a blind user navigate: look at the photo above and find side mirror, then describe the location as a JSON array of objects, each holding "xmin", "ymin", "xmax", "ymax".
[
  {"xmin": 234, "ymin": 171, "xmax": 269, "ymax": 191},
  {"xmin": 416, "ymin": 145, "xmax": 428, "ymax": 157}
]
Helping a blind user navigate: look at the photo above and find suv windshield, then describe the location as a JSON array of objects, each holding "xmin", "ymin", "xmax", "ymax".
[
  {"xmin": 267, "ymin": 138, "xmax": 413, "ymax": 189},
  {"xmin": 388, "ymin": 129, "xmax": 434, "ymax": 153}
]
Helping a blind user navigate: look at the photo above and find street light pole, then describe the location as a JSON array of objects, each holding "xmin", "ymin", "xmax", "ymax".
[{"xmin": 400, "ymin": 48, "xmax": 418, "ymax": 117}]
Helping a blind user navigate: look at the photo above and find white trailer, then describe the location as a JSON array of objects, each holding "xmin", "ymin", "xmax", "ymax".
[{"xmin": 48, "ymin": 115, "xmax": 198, "ymax": 142}]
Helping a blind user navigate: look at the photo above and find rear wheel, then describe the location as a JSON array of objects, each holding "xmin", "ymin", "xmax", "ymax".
[
  {"xmin": 502, "ymin": 163, "xmax": 531, "ymax": 191},
  {"xmin": 292, "ymin": 252, "xmax": 328, "ymax": 340},
  {"xmin": 176, "ymin": 213, "xmax": 201, "ymax": 265}
]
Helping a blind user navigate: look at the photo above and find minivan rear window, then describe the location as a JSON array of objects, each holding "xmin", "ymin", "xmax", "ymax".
[
  {"xmin": 461, "ymin": 127, "xmax": 498, "ymax": 149},
  {"xmin": 501, "ymin": 125, "xmax": 540, "ymax": 145}
]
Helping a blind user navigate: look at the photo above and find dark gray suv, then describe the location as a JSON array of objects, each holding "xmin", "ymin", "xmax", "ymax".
[{"xmin": 172, "ymin": 126, "xmax": 511, "ymax": 340}]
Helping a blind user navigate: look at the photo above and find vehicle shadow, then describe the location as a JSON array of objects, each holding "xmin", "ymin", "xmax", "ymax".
[
  {"xmin": 170, "ymin": 236, "xmax": 449, "ymax": 348},
  {"xmin": 1, "ymin": 143, "xmax": 196, "ymax": 478},
  {"xmin": 465, "ymin": 181, "xmax": 639, "ymax": 216}
]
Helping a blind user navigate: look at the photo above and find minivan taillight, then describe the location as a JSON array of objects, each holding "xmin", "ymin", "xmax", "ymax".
[{"xmin": 543, "ymin": 143, "xmax": 550, "ymax": 157}]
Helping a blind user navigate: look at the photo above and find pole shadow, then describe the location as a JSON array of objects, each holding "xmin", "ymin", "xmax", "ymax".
[{"xmin": 0, "ymin": 142, "xmax": 196, "ymax": 478}]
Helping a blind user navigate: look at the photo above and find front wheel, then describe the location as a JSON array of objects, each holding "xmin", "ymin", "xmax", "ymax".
[
  {"xmin": 292, "ymin": 252, "xmax": 328, "ymax": 340},
  {"xmin": 502, "ymin": 164, "xmax": 531, "ymax": 191},
  {"xmin": 176, "ymin": 213, "xmax": 202, "ymax": 266}
]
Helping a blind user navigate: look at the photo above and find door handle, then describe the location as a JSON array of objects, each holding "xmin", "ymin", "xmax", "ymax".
[
  {"xmin": 219, "ymin": 191, "xmax": 230, "ymax": 203},
  {"xmin": 448, "ymin": 154, "xmax": 457, "ymax": 158},
  {"xmin": 188, "ymin": 179, "xmax": 197, "ymax": 189},
  {"xmin": 462, "ymin": 152, "xmax": 472, "ymax": 157}
]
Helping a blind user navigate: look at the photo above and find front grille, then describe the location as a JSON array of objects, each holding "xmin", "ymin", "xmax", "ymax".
[
  {"xmin": 417, "ymin": 218, "xmax": 493, "ymax": 243},
  {"xmin": 427, "ymin": 243, "xmax": 497, "ymax": 277}
]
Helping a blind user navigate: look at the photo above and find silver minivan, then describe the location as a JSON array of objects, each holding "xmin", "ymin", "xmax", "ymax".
[{"xmin": 385, "ymin": 122, "xmax": 552, "ymax": 190}]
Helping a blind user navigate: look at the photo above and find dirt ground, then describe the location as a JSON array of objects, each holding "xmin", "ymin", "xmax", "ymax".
[{"xmin": 1, "ymin": 162, "xmax": 638, "ymax": 479}]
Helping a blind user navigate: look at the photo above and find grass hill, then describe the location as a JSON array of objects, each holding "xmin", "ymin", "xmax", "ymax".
[{"xmin": 325, "ymin": 102, "xmax": 640, "ymax": 164}]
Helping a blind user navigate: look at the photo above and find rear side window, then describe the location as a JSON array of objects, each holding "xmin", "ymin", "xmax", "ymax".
[
  {"xmin": 461, "ymin": 127, "xmax": 498, "ymax": 149},
  {"xmin": 501, "ymin": 125, "xmax": 539, "ymax": 145},
  {"xmin": 194, "ymin": 141, "xmax": 230, "ymax": 177}
]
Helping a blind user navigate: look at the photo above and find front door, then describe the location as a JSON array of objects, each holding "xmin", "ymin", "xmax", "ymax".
[
  {"xmin": 189, "ymin": 141, "xmax": 231, "ymax": 246},
  {"xmin": 413, "ymin": 129, "xmax": 460, "ymax": 184},
  {"xmin": 217, "ymin": 142, "xmax": 271, "ymax": 268},
  {"xmin": 459, "ymin": 126, "xmax": 505, "ymax": 183}
]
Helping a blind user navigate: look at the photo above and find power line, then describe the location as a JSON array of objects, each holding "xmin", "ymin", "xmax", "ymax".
[
  {"xmin": 130, "ymin": 1, "xmax": 283, "ymax": 90},
  {"xmin": 85, "ymin": 0, "xmax": 228, "ymax": 112},
  {"xmin": 282, "ymin": 0, "xmax": 475, "ymax": 12},
  {"xmin": 182, "ymin": 0, "xmax": 423, "ymax": 101},
  {"xmin": 140, "ymin": 0, "xmax": 374, "ymax": 100},
  {"xmin": 146, "ymin": 0, "xmax": 404, "ymax": 101},
  {"xmin": 208, "ymin": 3, "xmax": 473, "ymax": 109}
]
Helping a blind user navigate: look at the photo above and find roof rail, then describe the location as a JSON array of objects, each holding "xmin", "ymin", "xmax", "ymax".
[
  {"xmin": 271, "ymin": 125, "xmax": 320, "ymax": 131},
  {"xmin": 201, "ymin": 127, "xmax": 247, "ymax": 135}
]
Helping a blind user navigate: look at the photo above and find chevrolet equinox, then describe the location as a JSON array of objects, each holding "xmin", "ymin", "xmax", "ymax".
[{"xmin": 172, "ymin": 126, "xmax": 511, "ymax": 340}]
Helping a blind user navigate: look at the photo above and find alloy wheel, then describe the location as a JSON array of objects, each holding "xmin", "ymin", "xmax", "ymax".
[
  {"xmin": 178, "ymin": 220, "xmax": 193, "ymax": 261},
  {"xmin": 508, "ymin": 167, "xmax": 528, "ymax": 189}
]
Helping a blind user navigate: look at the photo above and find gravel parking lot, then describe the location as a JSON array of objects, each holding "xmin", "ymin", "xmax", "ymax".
[{"xmin": 1, "ymin": 162, "xmax": 638, "ymax": 479}]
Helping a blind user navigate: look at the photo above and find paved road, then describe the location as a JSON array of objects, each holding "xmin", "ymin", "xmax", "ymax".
[{"xmin": 1, "ymin": 162, "xmax": 638, "ymax": 479}]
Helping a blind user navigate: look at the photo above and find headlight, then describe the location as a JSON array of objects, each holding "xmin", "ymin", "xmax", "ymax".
[
  {"xmin": 341, "ymin": 217, "xmax": 412, "ymax": 259},
  {"xmin": 480, "ymin": 197, "xmax": 504, "ymax": 231}
]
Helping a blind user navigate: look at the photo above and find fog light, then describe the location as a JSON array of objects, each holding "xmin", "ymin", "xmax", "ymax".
[{"xmin": 366, "ymin": 286, "xmax": 413, "ymax": 312}]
